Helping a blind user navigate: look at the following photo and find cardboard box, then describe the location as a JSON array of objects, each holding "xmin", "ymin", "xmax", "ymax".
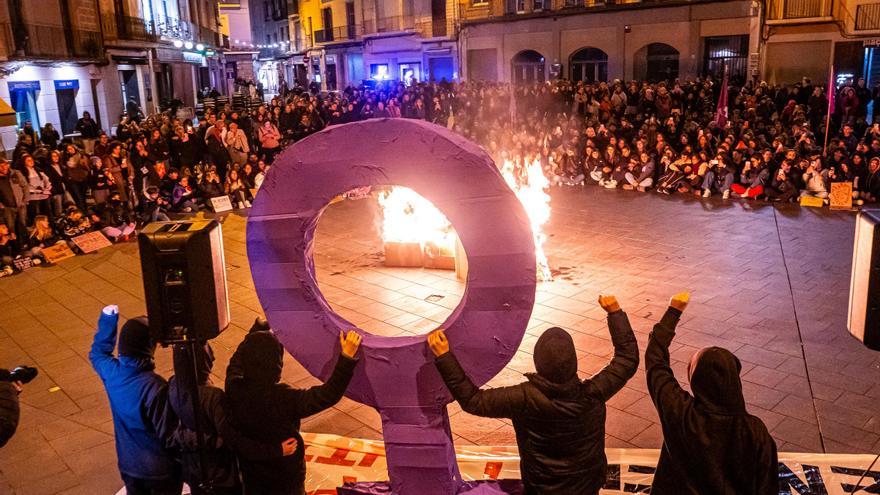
[
  {"xmin": 422, "ymin": 241, "xmax": 455, "ymax": 270},
  {"xmin": 384, "ymin": 242, "xmax": 424, "ymax": 267}
]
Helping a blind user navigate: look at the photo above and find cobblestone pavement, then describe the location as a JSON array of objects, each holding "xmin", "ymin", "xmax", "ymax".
[{"xmin": 0, "ymin": 186, "xmax": 868, "ymax": 494}]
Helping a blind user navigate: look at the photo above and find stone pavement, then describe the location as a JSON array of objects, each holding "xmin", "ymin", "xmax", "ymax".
[{"xmin": 0, "ymin": 185, "xmax": 870, "ymax": 494}]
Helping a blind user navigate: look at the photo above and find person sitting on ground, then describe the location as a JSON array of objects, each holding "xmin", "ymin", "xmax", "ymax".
[
  {"xmin": 168, "ymin": 341, "xmax": 298, "ymax": 494},
  {"xmin": 646, "ymin": 292, "xmax": 778, "ymax": 495},
  {"xmin": 56, "ymin": 205, "xmax": 92, "ymax": 241},
  {"xmin": 23, "ymin": 215, "xmax": 61, "ymax": 264},
  {"xmin": 90, "ymin": 305, "xmax": 183, "ymax": 495},
  {"xmin": 427, "ymin": 294, "xmax": 639, "ymax": 494},
  {"xmin": 224, "ymin": 319, "xmax": 361, "ymax": 494},
  {"xmin": 0, "ymin": 224, "xmax": 15, "ymax": 278},
  {"xmin": 731, "ymin": 155, "xmax": 769, "ymax": 200},
  {"xmin": 95, "ymin": 192, "xmax": 136, "ymax": 242},
  {"xmin": 139, "ymin": 186, "xmax": 170, "ymax": 224},
  {"xmin": 225, "ymin": 169, "xmax": 251, "ymax": 209},
  {"xmin": 702, "ymin": 155, "xmax": 734, "ymax": 199}
]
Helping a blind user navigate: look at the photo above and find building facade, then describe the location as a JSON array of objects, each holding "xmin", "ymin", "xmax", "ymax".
[
  {"xmin": 459, "ymin": 0, "xmax": 759, "ymax": 84},
  {"xmin": 0, "ymin": 0, "xmax": 225, "ymax": 152},
  {"xmin": 760, "ymin": 0, "xmax": 880, "ymax": 87},
  {"xmin": 0, "ymin": 0, "xmax": 108, "ymax": 151}
]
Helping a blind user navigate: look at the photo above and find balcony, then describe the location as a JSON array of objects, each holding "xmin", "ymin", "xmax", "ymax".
[
  {"xmin": 766, "ymin": 0, "xmax": 832, "ymax": 21},
  {"xmin": 199, "ymin": 25, "xmax": 220, "ymax": 45},
  {"xmin": 155, "ymin": 17, "xmax": 197, "ymax": 42},
  {"xmin": 363, "ymin": 16, "xmax": 416, "ymax": 34},
  {"xmin": 313, "ymin": 25, "xmax": 362, "ymax": 43},
  {"xmin": 101, "ymin": 14, "xmax": 158, "ymax": 42},
  {"xmin": 0, "ymin": 22, "xmax": 102, "ymax": 60},
  {"xmin": 855, "ymin": 2, "xmax": 880, "ymax": 31}
]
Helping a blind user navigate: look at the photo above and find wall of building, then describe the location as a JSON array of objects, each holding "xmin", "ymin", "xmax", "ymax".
[
  {"xmin": 460, "ymin": 0, "xmax": 754, "ymax": 82},
  {"xmin": 0, "ymin": 63, "xmax": 118, "ymax": 152}
]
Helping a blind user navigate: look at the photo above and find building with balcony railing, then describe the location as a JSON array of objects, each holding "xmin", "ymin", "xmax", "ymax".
[
  {"xmin": 0, "ymin": 0, "xmax": 110, "ymax": 153},
  {"xmin": 760, "ymin": 0, "xmax": 880, "ymax": 87},
  {"xmin": 458, "ymin": 0, "xmax": 759, "ymax": 83}
]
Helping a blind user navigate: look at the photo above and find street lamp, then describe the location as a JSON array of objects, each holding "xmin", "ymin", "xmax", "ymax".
[
  {"xmin": 196, "ymin": 43, "xmax": 205, "ymax": 51},
  {"xmin": 184, "ymin": 41, "xmax": 194, "ymax": 50}
]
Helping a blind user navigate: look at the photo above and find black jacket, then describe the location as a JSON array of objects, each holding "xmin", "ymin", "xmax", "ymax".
[
  {"xmin": 225, "ymin": 330, "xmax": 357, "ymax": 493},
  {"xmin": 169, "ymin": 343, "xmax": 281, "ymax": 493},
  {"xmin": 646, "ymin": 308, "xmax": 778, "ymax": 495},
  {"xmin": 0, "ymin": 380, "xmax": 19, "ymax": 447},
  {"xmin": 435, "ymin": 311, "xmax": 639, "ymax": 495}
]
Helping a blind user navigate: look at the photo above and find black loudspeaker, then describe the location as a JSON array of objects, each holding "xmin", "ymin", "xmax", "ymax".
[
  {"xmin": 138, "ymin": 220, "xmax": 230, "ymax": 344},
  {"xmin": 849, "ymin": 210, "xmax": 880, "ymax": 350}
]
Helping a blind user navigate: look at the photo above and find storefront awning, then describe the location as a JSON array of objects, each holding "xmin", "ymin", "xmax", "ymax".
[{"xmin": 0, "ymin": 97, "xmax": 16, "ymax": 127}]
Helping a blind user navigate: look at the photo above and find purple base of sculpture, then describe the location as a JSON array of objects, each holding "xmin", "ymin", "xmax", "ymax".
[
  {"xmin": 247, "ymin": 119, "xmax": 537, "ymax": 494},
  {"xmin": 336, "ymin": 480, "xmax": 524, "ymax": 495}
]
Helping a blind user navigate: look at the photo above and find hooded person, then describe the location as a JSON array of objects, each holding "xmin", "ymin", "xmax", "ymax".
[
  {"xmin": 224, "ymin": 319, "xmax": 362, "ymax": 494},
  {"xmin": 428, "ymin": 294, "xmax": 639, "ymax": 495},
  {"xmin": 645, "ymin": 292, "xmax": 778, "ymax": 495},
  {"xmin": 168, "ymin": 341, "xmax": 298, "ymax": 494},
  {"xmin": 89, "ymin": 305, "xmax": 183, "ymax": 495}
]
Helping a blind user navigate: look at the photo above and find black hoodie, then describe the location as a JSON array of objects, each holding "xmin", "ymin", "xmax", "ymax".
[
  {"xmin": 435, "ymin": 311, "xmax": 639, "ymax": 495},
  {"xmin": 168, "ymin": 343, "xmax": 282, "ymax": 493},
  {"xmin": 646, "ymin": 308, "xmax": 778, "ymax": 495},
  {"xmin": 224, "ymin": 328, "xmax": 357, "ymax": 493}
]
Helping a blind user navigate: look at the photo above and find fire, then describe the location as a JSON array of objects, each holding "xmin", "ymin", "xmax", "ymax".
[
  {"xmin": 376, "ymin": 158, "xmax": 551, "ymax": 280},
  {"xmin": 377, "ymin": 187, "xmax": 456, "ymax": 252},
  {"xmin": 500, "ymin": 159, "xmax": 552, "ymax": 281}
]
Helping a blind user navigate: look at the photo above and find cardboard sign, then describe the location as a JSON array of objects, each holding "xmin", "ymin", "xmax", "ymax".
[
  {"xmin": 830, "ymin": 182, "xmax": 854, "ymax": 210},
  {"xmin": 210, "ymin": 195, "xmax": 233, "ymax": 213},
  {"xmin": 41, "ymin": 243, "xmax": 76, "ymax": 264},
  {"xmin": 799, "ymin": 195, "xmax": 825, "ymax": 208},
  {"xmin": 71, "ymin": 231, "xmax": 112, "ymax": 253},
  {"xmin": 12, "ymin": 257, "xmax": 33, "ymax": 271}
]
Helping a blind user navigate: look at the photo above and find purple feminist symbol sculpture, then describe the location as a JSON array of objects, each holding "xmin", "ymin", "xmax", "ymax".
[{"xmin": 247, "ymin": 119, "xmax": 536, "ymax": 494}]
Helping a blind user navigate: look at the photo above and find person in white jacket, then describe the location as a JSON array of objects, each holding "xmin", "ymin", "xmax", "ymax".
[{"xmin": 21, "ymin": 154, "xmax": 51, "ymax": 221}]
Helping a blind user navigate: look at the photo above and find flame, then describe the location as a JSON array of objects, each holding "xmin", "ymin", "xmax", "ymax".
[
  {"xmin": 500, "ymin": 159, "xmax": 552, "ymax": 281},
  {"xmin": 376, "ymin": 158, "xmax": 552, "ymax": 280},
  {"xmin": 377, "ymin": 187, "xmax": 456, "ymax": 252}
]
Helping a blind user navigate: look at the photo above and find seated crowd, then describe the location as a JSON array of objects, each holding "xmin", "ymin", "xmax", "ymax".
[
  {"xmin": 1, "ymin": 75, "xmax": 878, "ymax": 277},
  {"xmin": 87, "ymin": 292, "xmax": 779, "ymax": 495}
]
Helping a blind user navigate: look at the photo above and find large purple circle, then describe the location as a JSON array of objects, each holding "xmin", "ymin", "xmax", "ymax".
[{"xmin": 246, "ymin": 119, "xmax": 537, "ymax": 409}]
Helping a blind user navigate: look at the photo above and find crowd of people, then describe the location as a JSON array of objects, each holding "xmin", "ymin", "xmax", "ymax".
[{"xmin": 2, "ymin": 74, "xmax": 879, "ymax": 278}]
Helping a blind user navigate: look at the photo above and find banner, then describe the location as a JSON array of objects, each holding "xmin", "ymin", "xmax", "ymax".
[{"xmin": 300, "ymin": 433, "xmax": 880, "ymax": 495}]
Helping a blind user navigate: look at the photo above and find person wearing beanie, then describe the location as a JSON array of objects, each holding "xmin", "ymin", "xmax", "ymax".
[
  {"xmin": 428, "ymin": 294, "xmax": 639, "ymax": 495},
  {"xmin": 224, "ymin": 319, "xmax": 362, "ymax": 494},
  {"xmin": 645, "ymin": 293, "xmax": 777, "ymax": 495},
  {"xmin": 168, "ymin": 340, "xmax": 298, "ymax": 494},
  {"xmin": 89, "ymin": 305, "xmax": 183, "ymax": 495}
]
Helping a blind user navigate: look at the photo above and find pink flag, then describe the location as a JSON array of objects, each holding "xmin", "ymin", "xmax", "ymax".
[
  {"xmin": 827, "ymin": 66, "xmax": 836, "ymax": 117},
  {"xmin": 714, "ymin": 66, "xmax": 729, "ymax": 128}
]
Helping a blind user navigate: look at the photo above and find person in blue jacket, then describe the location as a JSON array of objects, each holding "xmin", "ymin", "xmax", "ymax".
[{"xmin": 89, "ymin": 305, "xmax": 182, "ymax": 495}]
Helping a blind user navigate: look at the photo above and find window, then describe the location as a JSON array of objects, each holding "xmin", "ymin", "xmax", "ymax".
[
  {"xmin": 472, "ymin": 0, "xmax": 489, "ymax": 6},
  {"xmin": 533, "ymin": 0, "xmax": 544, "ymax": 11},
  {"xmin": 857, "ymin": 3, "xmax": 880, "ymax": 30},
  {"xmin": 564, "ymin": 0, "xmax": 579, "ymax": 7},
  {"xmin": 516, "ymin": 0, "xmax": 525, "ymax": 13},
  {"xmin": 265, "ymin": 1, "xmax": 270, "ymax": 20},
  {"xmin": 371, "ymin": 63, "xmax": 390, "ymax": 80}
]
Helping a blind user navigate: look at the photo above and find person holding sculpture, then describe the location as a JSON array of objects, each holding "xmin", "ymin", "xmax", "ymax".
[
  {"xmin": 427, "ymin": 294, "xmax": 639, "ymax": 494},
  {"xmin": 224, "ymin": 318, "xmax": 362, "ymax": 494}
]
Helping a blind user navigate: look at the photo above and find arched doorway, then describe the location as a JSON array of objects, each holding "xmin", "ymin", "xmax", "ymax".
[
  {"xmin": 636, "ymin": 43, "xmax": 679, "ymax": 82},
  {"xmin": 511, "ymin": 50, "xmax": 545, "ymax": 84},
  {"xmin": 570, "ymin": 47, "xmax": 608, "ymax": 83}
]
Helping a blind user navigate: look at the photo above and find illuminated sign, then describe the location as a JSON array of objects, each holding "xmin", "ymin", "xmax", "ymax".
[
  {"xmin": 183, "ymin": 51, "xmax": 206, "ymax": 64},
  {"xmin": 54, "ymin": 80, "xmax": 79, "ymax": 90}
]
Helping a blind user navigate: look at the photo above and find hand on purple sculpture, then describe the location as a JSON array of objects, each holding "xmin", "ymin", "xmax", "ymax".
[
  {"xmin": 598, "ymin": 295, "xmax": 621, "ymax": 313},
  {"xmin": 281, "ymin": 438, "xmax": 298, "ymax": 456},
  {"xmin": 427, "ymin": 329, "xmax": 450, "ymax": 357},
  {"xmin": 339, "ymin": 331, "xmax": 362, "ymax": 358}
]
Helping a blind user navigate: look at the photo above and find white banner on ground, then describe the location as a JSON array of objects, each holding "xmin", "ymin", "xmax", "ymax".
[{"xmin": 300, "ymin": 433, "xmax": 880, "ymax": 495}]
